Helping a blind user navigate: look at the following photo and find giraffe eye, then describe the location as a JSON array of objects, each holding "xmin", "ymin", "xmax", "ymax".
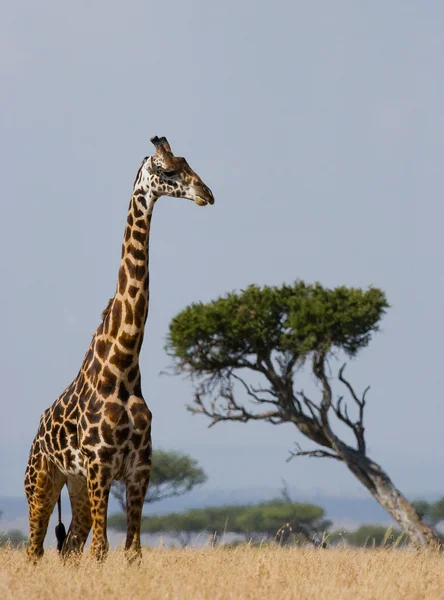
[{"xmin": 164, "ymin": 170, "xmax": 176, "ymax": 177}]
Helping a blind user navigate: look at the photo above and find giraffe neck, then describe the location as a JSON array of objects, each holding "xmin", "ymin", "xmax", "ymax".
[
  {"xmin": 114, "ymin": 189, "xmax": 156, "ymax": 342},
  {"xmin": 83, "ymin": 187, "xmax": 157, "ymax": 400}
]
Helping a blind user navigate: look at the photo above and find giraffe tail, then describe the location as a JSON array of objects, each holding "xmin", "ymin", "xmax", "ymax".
[{"xmin": 55, "ymin": 494, "xmax": 67, "ymax": 553}]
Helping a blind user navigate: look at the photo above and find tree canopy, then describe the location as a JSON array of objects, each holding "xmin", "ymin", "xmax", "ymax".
[
  {"xmin": 167, "ymin": 281, "xmax": 388, "ymax": 378},
  {"xmin": 112, "ymin": 449, "xmax": 207, "ymax": 511}
]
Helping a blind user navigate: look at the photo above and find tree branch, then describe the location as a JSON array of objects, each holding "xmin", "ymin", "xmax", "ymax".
[
  {"xmin": 312, "ymin": 352, "xmax": 333, "ymax": 425},
  {"xmin": 287, "ymin": 443, "xmax": 342, "ymax": 462},
  {"xmin": 188, "ymin": 385, "xmax": 283, "ymax": 427},
  {"xmin": 296, "ymin": 390, "xmax": 322, "ymax": 428},
  {"xmin": 337, "ymin": 364, "xmax": 369, "ymax": 453},
  {"xmin": 230, "ymin": 372, "xmax": 279, "ymax": 407},
  {"xmin": 250, "ymin": 384, "xmax": 278, "ymax": 398}
]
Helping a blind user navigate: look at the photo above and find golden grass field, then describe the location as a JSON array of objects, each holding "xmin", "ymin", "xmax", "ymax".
[{"xmin": 1, "ymin": 546, "xmax": 444, "ymax": 600}]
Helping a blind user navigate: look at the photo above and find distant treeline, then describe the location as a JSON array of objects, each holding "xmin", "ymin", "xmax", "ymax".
[{"xmin": 108, "ymin": 499, "xmax": 432, "ymax": 548}]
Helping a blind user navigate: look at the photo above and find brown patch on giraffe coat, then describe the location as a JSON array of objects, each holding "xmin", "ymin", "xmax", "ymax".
[
  {"xmin": 58, "ymin": 425, "xmax": 68, "ymax": 448},
  {"xmin": 124, "ymin": 299, "xmax": 134, "ymax": 324},
  {"xmin": 127, "ymin": 244, "xmax": 145, "ymax": 262},
  {"xmin": 118, "ymin": 331, "xmax": 138, "ymax": 350},
  {"xmin": 110, "ymin": 347, "xmax": 133, "ymax": 371},
  {"xmin": 99, "ymin": 466, "xmax": 112, "ymax": 488},
  {"xmin": 131, "ymin": 432, "xmax": 143, "ymax": 449},
  {"xmin": 119, "ymin": 381, "xmax": 130, "ymax": 402},
  {"xmin": 132, "ymin": 230, "xmax": 146, "ymax": 244},
  {"xmin": 75, "ymin": 376, "xmax": 84, "ymax": 393},
  {"xmin": 96, "ymin": 339, "xmax": 112, "ymax": 361},
  {"xmin": 130, "ymin": 403, "xmax": 152, "ymax": 432},
  {"xmin": 100, "ymin": 420, "xmax": 115, "ymax": 446},
  {"xmin": 64, "ymin": 448, "xmax": 75, "ymax": 469},
  {"xmin": 127, "ymin": 366, "xmax": 139, "ymax": 383},
  {"xmin": 133, "ymin": 205, "xmax": 144, "ymax": 218},
  {"xmin": 110, "ymin": 299, "xmax": 122, "ymax": 338},
  {"xmin": 86, "ymin": 410, "xmax": 102, "ymax": 424},
  {"xmin": 88, "ymin": 357, "xmax": 102, "ymax": 384},
  {"xmin": 134, "ymin": 294, "xmax": 146, "ymax": 328},
  {"xmin": 115, "ymin": 427, "xmax": 130, "ymax": 445},
  {"xmin": 118, "ymin": 267, "xmax": 128, "ymax": 294},
  {"xmin": 135, "ymin": 218, "xmax": 147, "ymax": 229},
  {"xmin": 139, "ymin": 445, "xmax": 152, "ymax": 463},
  {"xmin": 105, "ymin": 402, "xmax": 129, "ymax": 427},
  {"xmin": 83, "ymin": 426, "xmax": 100, "ymax": 447},
  {"xmin": 133, "ymin": 377, "xmax": 142, "ymax": 397},
  {"xmin": 52, "ymin": 403, "xmax": 64, "ymax": 424},
  {"xmin": 125, "ymin": 258, "xmax": 137, "ymax": 279},
  {"xmin": 65, "ymin": 420, "xmax": 77, "ymax": 436},
  {"xmin": 98, "ymin": 445, "xmax": 117, "ymax": 461},
  {"xmin": 128, "ymin": 285, "xmax": 139, "ymax": 299},
  {"xmin": 98, "ymin": 367, "xmax": 117, "ymax": 398},
  {"xmin": 89, "ymin": 394, "xmax": 104, "ymax": 412}
]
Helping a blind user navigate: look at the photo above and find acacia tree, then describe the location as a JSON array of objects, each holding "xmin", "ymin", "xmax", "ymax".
[
  {"xmin": 166, "ymin": 281, "xmax": 440, "ymax": 547},
  {"xmin": 112, "ymin": 449, "xmax": 207, "ymax": 512}
]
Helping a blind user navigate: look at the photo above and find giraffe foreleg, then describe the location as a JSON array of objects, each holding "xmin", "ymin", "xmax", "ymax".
[
  {"xmin": 124, "ymin": 448, "xmax": 151, "ymax": 563},
  {"xmin": 87, "ymin": 461, "xmax": 113, "ymax": 561},
  {"xmin": 24, "ymin": 447, "xmax": 66, "ymax": 562}
]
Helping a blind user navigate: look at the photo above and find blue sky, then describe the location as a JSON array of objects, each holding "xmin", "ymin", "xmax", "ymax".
[{"xmin": 1, "ymin": 1, "xmax": 444, "ymax": 499}]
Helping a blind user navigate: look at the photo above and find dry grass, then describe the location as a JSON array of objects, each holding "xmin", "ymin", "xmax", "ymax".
[{"xmin": 1, "ymin": 546, "xmax": 444, "ymax": 600}]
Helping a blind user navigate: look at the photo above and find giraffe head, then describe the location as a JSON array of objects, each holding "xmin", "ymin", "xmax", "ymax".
[{"xmin": 134, "ymin": 136, "xmax": 214, "ymax": 206}]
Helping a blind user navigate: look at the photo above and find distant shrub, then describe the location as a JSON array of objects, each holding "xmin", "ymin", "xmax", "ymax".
[{"xmin": 0, "ymin": 529, "xmax": 28, "ymax": 548}]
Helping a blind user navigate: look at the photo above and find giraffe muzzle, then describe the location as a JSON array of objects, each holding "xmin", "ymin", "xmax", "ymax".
[{"xmin": 195, "ymin": 186, "xmax": 215, "ymax": 206}]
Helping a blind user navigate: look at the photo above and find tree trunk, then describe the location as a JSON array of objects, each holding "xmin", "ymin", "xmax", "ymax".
[{"xmin": 336, "ymin": 443, "xmax": 440, "ymax": 548}]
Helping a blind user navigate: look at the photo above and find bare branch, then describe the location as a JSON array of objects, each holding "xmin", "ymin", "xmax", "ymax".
[
  {"xmin": 250, "ymin": 384, "xmax": 278, "ymax": 398},
  {"xmin": 337, "ymin": 364, "xmax": 369, "ymax": 454},
  {"xmin": 332, "ymin": 395, "xmax": 351, "ymax": 426},
  {"xmin": 187, "ymin": 386, "xmax": 282, "ymax": 427},
  {"xmin": 287, "ymin": 443, "xmax": 342, "ymax": 462},
  {"xmin": 230, "ymin": 372, "xmax": 279, "ymax": 407},
  {"xmin": 339, "ymin": 364, "xmax": 361, "ymax": 404},
  {"xmin": 296, "ymin": 390, "xmax": 322, "ymax": 427}
]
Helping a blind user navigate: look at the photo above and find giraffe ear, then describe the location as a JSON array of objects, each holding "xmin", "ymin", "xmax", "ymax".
[{"xmin": 150, "ymin": 136, "xmax": 173, "ymax": 156}]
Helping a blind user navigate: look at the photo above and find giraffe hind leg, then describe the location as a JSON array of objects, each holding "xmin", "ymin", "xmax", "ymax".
[{"xmin": 25, "ymin": 447, "xmax": 66, "ymax": 562}]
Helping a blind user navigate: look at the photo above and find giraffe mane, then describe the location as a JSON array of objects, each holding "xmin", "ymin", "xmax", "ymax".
[{"xmin": 101, "ymin": 298, "xmax": 114, "ymax": 321}]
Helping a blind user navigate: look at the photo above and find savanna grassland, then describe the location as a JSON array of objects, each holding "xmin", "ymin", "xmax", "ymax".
[{"xmin": 1, "ymin": 546, "xmax": 444, "ymax": 600}]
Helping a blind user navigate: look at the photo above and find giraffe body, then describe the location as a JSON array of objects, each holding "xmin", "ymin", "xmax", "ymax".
[{"xmin": 24, "ymin": 136, "xmax": 214, "ymax": 561}]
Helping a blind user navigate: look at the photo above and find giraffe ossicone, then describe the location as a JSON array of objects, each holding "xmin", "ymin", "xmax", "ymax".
[{"xmin": 24, "ymin": 136, "xmax": 214, "ymax": 562}]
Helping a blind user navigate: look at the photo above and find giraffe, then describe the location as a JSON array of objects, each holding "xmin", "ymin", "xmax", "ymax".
[{"xmin": 24, "ymin": 136, "xmax": 214, "ymax": 562}]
